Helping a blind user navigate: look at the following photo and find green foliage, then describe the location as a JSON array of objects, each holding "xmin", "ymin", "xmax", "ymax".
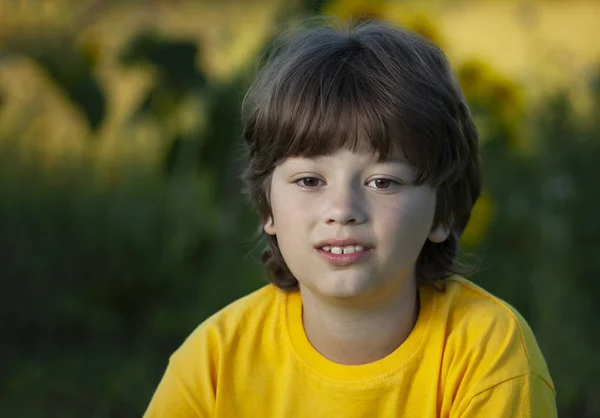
[
  {"xmin": 0, "ymin": 15, "xmax": 269, "ymax": 415},
  {"xmin": 119, "ymin": 30, "xmax": 207, "ymax": 126},
  {"xmin": 23, "ymin": 35, "xmax": 106, "ymax": 131},
  {"xmin": 0, "ymin": 137, "xmax": 265, "ymax": 416}
]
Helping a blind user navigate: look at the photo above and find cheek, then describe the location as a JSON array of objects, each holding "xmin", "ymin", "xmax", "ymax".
[
  {"xmin": 270, "ymin": 186, "xmax": 312, "ymax": 241},
  {"xmin": 272, "ymin": 207, "xmax": 313, "ymax": 273},
  {"xmin": 374, "ymin": 192, "xmax": 437, "ymax": 244},
  {"xmin": 408, "ymin": 193, "xmax": 437, "ymax": 226},
  {"xmin": 271, "ymin": 190, "xmax": 300, "ymax": 225}
]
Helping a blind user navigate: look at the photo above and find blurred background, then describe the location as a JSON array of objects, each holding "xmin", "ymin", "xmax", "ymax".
[{"xmin": 1, "ymin": 0, "xmax": 599, "ymax": 416}]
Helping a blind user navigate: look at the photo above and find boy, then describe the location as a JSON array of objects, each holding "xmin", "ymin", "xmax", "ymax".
[{"xmin": 144, "ymin": 19, "xmax": 557, "ymax": 417}]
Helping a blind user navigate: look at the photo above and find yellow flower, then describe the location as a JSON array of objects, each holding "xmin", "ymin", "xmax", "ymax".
[
  {"xmin": 324, "ymin": 1, "xmax": 444, "ymax": 47},
  {"xmin": 323, "ymin": 0, "xmax": 386, "ymax": 22},
  {"xmin": 461, "ymin": 190, "xmax": 495, "ymax": 248},
  {"xmin": 457, "ymin": 58, "xmax": 528, "ymax": 152}
]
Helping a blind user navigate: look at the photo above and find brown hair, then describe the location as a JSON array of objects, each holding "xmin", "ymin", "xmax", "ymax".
[{"xmin": 241, "ymin": 19, "xmax": 481, "ymax": 291}]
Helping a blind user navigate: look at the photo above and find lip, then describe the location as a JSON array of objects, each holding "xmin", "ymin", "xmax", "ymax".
[
  {"xmin": 314, "ymin": 238, "xmax": 372, "ymax": 249},
  {"xmin": 314, "ymin": 238, "xmax": 374, "ymax": 266},
  {"xmin": 315, "ymin": 247, "xmax": 372, "ymax": 266}
]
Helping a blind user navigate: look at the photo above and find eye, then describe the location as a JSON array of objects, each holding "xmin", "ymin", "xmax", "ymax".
[
  {"xmin": 296, "ymin": 177, "xmax": 323, "ymax": 188},
  {"xmin": 366, "ymin": 178, "xmax": 399, "ymax": 190}
]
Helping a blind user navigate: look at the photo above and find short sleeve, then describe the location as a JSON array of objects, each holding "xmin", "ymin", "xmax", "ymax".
[
  {"xmin": 143, "ymin": 362, "xmax": 204, "ymax": 418},
  {"xmin": 143, "ymin": 321, "xmax": 220, "ymax": 418},
  {"xmin": 455, "ymin": 373, "xmax": 557, "ymax": 418}
]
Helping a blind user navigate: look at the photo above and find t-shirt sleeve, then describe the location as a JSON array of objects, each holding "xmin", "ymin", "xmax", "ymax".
[
  {"xmin": 456, "ymin": 373, "xmax": 557, "ymax": 418},
  {"xmin": 143, "ymin": 362, "xmax": 205, "ymax": 418},
  {"xmin": 143, "ymin": 322, "xmax": 219, "ymax": 418}
]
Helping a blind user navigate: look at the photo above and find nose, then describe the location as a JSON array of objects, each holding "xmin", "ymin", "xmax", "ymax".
[{"xmin": 323, "ymin": 184, "xmax": 367, "ymax": 226}]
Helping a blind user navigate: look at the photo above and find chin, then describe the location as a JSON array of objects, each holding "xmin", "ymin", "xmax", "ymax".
[{"xmin": 313, "ymin": 272, "xmax": 377, "ymax": 300}]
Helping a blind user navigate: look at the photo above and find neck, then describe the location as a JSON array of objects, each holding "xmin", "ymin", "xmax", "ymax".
[{"xmin": 300, "ymin": 279, "xmax": 419, "ymax": 365}]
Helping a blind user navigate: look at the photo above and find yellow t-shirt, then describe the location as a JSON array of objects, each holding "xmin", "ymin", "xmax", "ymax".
[{"xmin": 144, "ymin": 277, "xmax": 557, "ymax": 417}]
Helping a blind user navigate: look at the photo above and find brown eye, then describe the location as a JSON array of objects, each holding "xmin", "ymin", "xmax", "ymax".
[
  {"xmin": 374, "ymin": 179, "xmax": 391, "ymax": 189},
  {"xmin": 366, "ymin": 178, "xmax": 399, "ymax": 190},
  {"xmin": 298, "ymin": 177, "xmax": 321, "ymax": 188}
]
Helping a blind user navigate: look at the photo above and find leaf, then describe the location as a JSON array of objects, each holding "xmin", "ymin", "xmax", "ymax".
[
  {"xmin": 66, "ymin": 75, "xmax": 106, "ymax": 131},
  {"xmin": 120, "ymin": 31, "xmax": 206, "ymax": 92},
  {"xmin": 26, "ymin": 40, "xmax": 106, "ymax": 131}
]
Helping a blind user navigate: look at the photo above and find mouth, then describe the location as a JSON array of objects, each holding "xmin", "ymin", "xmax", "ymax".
[
  {"xmin": 314, "ymin": 238, "xmax": 373, "ymax": 253},
  {"xmin": 314, "ymin": 239, "xmax": 373, "ymax": 265},
  {"xmin": 318, "ymin": 244, "xmax": 367, "ymax": 254}
]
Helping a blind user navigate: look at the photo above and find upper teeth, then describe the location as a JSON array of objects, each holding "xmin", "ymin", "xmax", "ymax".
[{"xmin": 322, "ymin": 245, "xmax": 365, "ymax": 254}]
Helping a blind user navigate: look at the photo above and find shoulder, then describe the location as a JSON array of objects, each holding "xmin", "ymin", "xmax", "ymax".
[
  {"xmin": 440, "ymin": 277, "xmax": 529, "ymax": 334},
  {"xmin": 171, "ymin": 284, "xmax": 282, "ymax": 363},
  {"xmin": 184, "ymin": 284, "xmax": 280, "ymax": 345},
  {"xmin": 440, "ymin": 276, "xmax": 542, "ymax": 358},
  {"xmin": 146, "ymin": 285, "xmax": 283, "ymax": 415},
  {"xmin": 431, "ymin": 276, "xmax": 555, "ymax": 396}
]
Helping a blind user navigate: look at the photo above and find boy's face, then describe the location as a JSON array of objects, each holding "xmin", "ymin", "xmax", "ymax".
[{"xmin": 265, "ymin": 147, "xmax": 449, "ymax": 304}]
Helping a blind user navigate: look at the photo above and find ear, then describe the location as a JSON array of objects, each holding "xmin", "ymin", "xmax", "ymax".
[
  {"xmin": 264, "ymin": 216, "xmax": 276, "ymax": 235},
  {"xmin": 428, "ymin": 222, "xmax": 450, "ymax": 243}
]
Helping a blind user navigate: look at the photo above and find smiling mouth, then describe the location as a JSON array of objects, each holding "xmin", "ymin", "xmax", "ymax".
[
  {"xmin": 320, "ymin": 244, "xmax": 366, "ymax": 254},
  {"xmin": 315, "ymin": 245, "xmax": 373, "ymax": 266}
]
